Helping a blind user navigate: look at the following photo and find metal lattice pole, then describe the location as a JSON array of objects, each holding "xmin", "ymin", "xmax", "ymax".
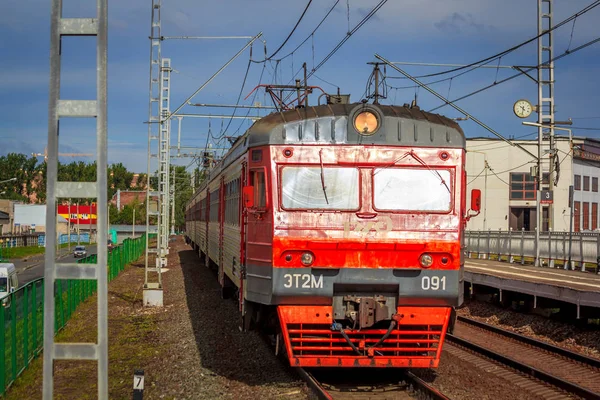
[
  {"xmin": 144, "ymin": 0, "xmax": 164, "ymax": 306},
  {"xmin": 159, "ymin": 58, "xmax": 172, "ymax": 262},
  {"xmin": 535, "ymin": 0, "xmax": 555, "ymax": 267},
  {"xmin": 43, "ymin": 0, "xmax": 108, "ymax": 398},
  {"xmin": 171, "ymin": 165, "xmax": 176, "ymax": 235}
]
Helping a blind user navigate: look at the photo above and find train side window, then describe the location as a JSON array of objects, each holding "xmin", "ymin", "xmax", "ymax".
[{"xmin": 250, "ymin": 169, "xmax": 267, "ymax": 209}]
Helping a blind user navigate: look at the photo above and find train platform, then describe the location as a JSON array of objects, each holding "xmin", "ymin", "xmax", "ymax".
[{"xmin": 463, "ymin": 259, "xmax": 600, "ymax": 314}]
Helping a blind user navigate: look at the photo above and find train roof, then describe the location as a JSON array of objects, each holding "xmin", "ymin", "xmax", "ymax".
[
  {"xmin": 190, "ymin": 102, "xmax": 467, "ymax": 200},
  {"xmin": 241, "ymin": 102, "xmax": 465, "ymax": 149}
]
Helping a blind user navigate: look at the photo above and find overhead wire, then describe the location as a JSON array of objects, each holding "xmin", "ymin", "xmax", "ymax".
[
  {"xmin": 468, "ymin": 167, "xmax": 486, "ymax": 184},
  {"xmin": 570, "ymin": 127, "xmax": 600, "ymax": 131},
  {"xmin": 233, "ymin": 62, "xmax": 267, "ymax": 136},
  {"xmin": 219, "ymin": 49, "xmax": 254, "ymax": 139},
  {"xmin": 388, "ymin": 0, "xmax": 600, "ymax": 81},
  {"xmin": 487, "ymin": 164, "xmax": 510, "ymax": 186},
  {"xmin": 272, "ymin": 0, "xmax": 341, "ymax": 63},
  {"xmin": 429, "ymin": 35, "xmax": 600, "ymax": 113},
  {"xmin": 467, "ymin": 131, "xmax": 539, "ymax": 149},
  {"xmin": 312, "ymin": 73, "xmax": 340, "ymax": 90},
  {"xmin": 309, "ymin": 0, "xmax": 388, "ymax": 77},
  {"xmin": 281, "ymin": 0, "xmax": 388, "ymax": 105},
  {"xmin": 265, "ymin": 0, "xmax": 314, "ymax": 60}
]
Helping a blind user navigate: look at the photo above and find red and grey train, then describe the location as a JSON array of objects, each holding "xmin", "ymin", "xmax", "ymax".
[{"xmin": 185, "ymin": 101, "xmax": 480, "ymax": 368}]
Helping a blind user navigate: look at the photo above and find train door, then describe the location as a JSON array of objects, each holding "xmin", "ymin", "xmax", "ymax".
[
  {"xmin": 218, "ymin": 177, "xmax": 225, "ymax": 287},
  {"xmin": 240, "ymin": 149, "xmax": 274, "ymax": 329}
]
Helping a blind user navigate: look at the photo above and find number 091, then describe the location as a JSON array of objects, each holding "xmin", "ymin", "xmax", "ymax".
[{"xmin": 421, "ymin": 276, "xmax": 446, "ymax": 291}]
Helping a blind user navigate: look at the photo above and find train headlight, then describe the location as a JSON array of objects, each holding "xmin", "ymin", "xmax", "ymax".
[
  {"xmin": 354, "ymin": 111, "xmax": 379, "ymax": 135},
  {"xmin": 420, "ymin": 254, "xmax": 433, "ymax": 268},
  {"xmin": 301, "ymin": 252, "xmax": 314, "ymax": 266}
]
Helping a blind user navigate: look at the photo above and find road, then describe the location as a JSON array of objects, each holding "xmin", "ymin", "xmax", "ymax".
[{"xmin": 11, "ymin": 245, "xmax": 98, "ymax": 287}]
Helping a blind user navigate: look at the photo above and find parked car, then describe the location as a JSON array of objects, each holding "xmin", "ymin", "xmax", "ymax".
[
  {"xmin": 0, "ymin": 263, "xmax": 18, "ymax": 307},
  {"xmin": 73, "ymin": 246, "xmax": 87, "ymax": 258}
]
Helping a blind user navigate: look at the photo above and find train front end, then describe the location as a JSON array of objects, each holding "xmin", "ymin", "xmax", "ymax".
[{"xmin": 244, "ymin": 103, "xmax": 474, "ymax": 368}]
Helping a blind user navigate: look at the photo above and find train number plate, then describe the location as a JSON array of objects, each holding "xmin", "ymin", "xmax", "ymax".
[
  {"xmin": 283, "ymin": 274, "xmax": 324, "ymax": 289},
  {"xmin": 421, "ymin": 276, "xmax": 446, "ymax": 291}
]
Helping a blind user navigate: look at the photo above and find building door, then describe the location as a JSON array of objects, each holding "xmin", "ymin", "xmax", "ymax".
[{"xmin": 509, "ymin": 207, "xmax": 537, "ymax": 231}]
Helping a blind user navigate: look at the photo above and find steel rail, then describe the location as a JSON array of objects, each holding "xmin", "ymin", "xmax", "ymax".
[
  {"xmin": 446, "ymin": 334, "xmax": 600, "ymax": 400},
  {"xmin": 457, "ymin": 315, "xmax": 600, "ymax": 369},
  {"xmin": 404, "ymin": 371, "xmax": 451, "ymax": 400},
  {"xmin": 297, "ymin": 368, "xmax": 450, "ymax": 400},
  {"xmin": 296, "ymin": 368, "xmax": 331, "ymax": 400}
]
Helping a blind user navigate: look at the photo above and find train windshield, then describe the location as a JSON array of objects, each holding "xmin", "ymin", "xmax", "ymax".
[
  {"xmin": 373, "ymin": 168, "xmax": 452, "ymax": 211},
  {"xmin": 0, "ymin": 277, "xmax": 7, "ymax": 293},
  {"xmin": 281, "ymin": 167, "xmax": 359, "ymax": 210}
]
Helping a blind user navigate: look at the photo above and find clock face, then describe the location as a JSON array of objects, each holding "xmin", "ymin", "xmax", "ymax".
[{"xmin": 513, "ymin": 100, "xmax": 532, "ymax": 118}]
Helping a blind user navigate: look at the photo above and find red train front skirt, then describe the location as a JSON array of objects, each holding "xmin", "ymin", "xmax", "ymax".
[{"xmin": 278, "ymin": 305, "xmax": 452, "ymax": 368}]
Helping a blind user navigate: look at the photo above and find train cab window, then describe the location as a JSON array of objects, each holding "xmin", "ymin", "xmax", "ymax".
[
  {"xmin": 251, "ymin": 170, "xmax": 267, "ymax": 208},
  {"xmin": 373, "ymin": 168, "xmax": 451, "ymax": 211},
  {"xmin": 281, "ymin": 167, "xmax": 359, "ymax": 210}
]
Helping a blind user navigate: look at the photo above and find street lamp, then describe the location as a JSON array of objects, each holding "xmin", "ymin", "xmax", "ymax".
[
  {"xmin": 0, "ymin": 178, "xmax": 16, "ymax": 185},
  {"xmin": 523, "ymin": 121, "xmax": 573, "ymax": 270}
]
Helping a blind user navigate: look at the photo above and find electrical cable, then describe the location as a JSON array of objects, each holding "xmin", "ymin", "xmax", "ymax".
[
  {"xmin": 429, "ymin": 35, "xmax": 600, "ymax": 113},
  {"xmin": 310, "ymin": 0, "xmax": 388, "ymax": 76},
  {"xmin": 312, "ymin": 73, "xmax": 339, "ymax": 90},
  {"xmin": 390, "ymin": 0, "xmax": 600, "ymax": 81},
  {"xmin": 278, "ymin": 0, "xmax": 387, "ymax": 106},
  {"xmin": 468, "ymin": 167, "xmax": 486, "ymax": 184},
  {"xmin": 266, "ymin": 0, "xmax": 314, "ymax": 60},
  {"xmin": 570, "ymin": 127, "xmax": 600, "ymax": 131},
  {"xmin": 487, "ymin": 164, "xmax": 510, "ymax": 186},
  {"xmin": 219, "ymin": 54, "xmax": 254, "ymax": 139},
  {"xmin": 233, "ymin": 63, "xmax": 268, "ymax": 137},
  {"xmin": 466, "ymin": 132, "xmax": 539, "ymax": 150},
  {"xmin": 270, "ymin": 0, "xmax": 341, "ymax": 63}
]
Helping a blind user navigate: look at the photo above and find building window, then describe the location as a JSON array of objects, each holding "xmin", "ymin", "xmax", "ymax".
[
  {"xmin": 584, "ymin": 176, "xmax": 590, "ymax": 191},
  {"xmin": 575, "ymin": 175, "xmax": 581, "ymax": 190},
  {"xmin": 574, "ymin": 201, "xmax": 581, "ymax": 232},
  {"xmin": 509, "ymin": 173, "xmax": 536, "ymax": 200},
  {"xmin": 593, "ymin": 177, "xmax": 598, "ymax": 192},
  {"xmin": 583, "ymin": 202, "xmax": 590, "ymax": 230},
  {"xmin": 593, "ymin": 203, "xmax": 598, "ymax": 231}
]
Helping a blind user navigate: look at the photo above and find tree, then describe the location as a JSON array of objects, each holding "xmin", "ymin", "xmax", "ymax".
[
  {"xmin": 0, "ymin": 153, "xmax": 40, "ymax": 202},
  {"xmin": 108, "ymin": 163, "xmax": 134, "ymax": 200},
  {"xmin": 171, "ymin": 165, "xmax": 193, "ymax": 231}
]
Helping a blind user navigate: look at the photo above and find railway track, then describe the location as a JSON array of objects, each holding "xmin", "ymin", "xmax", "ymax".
[
  {"xmin": 298, "ymin": 368, "xmax": 450, "ymax": 400},
  {"xmin": 446, "ymin": 315, "xmax": 600, "ymax": 399}
]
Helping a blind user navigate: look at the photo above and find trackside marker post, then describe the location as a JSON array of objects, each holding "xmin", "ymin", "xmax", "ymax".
[{"xmin": 133, "ymin": 370, "xmax": 144, "ymax": 400}]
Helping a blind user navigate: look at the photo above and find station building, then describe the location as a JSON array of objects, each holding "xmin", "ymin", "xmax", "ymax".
[{"xmin": 465, "ymin": 136, "xmax": 600, "ymax": 233}]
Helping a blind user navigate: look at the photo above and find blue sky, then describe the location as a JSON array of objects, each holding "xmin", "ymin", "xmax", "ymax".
[{"xmin": 1, "ymin": 0, "xmax": 599, "ymax": 173}]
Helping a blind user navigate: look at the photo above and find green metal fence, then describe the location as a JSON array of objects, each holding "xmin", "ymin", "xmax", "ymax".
[{"xmin": 0, "ymin": 235, "xmax": 146, "ymax": 396}]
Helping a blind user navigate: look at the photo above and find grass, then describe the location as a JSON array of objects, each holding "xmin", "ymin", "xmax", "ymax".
[
  {"xmin": 1, "ymin": 259, "xmax": 158, "ymax": 400},
  {"xmin": 0, "ymin": 242, "xmax": 97, "ymax": 261},
  {"xmin": 0, "ymin": 239, "xmax": 146, "ymax": 398}
]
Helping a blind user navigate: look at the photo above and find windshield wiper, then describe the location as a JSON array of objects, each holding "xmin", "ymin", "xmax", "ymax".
[
  {"xmin": 410, "ymin": 151, "xmax": 451, "ymax": 193},
  {"xmin": 319, "ymin": 149, "xmax": 329, "ymax": 204},
  {"xmin": 379, "ymin": 150, "xmax": 450, "ymax": 193}
]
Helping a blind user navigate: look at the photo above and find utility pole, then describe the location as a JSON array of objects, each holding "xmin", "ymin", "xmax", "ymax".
[
  {"xmin": 533, "ymin": 0, "xmax": 555, "ymax": 266},
  {"xmin": 67, "ymin": 200, "xmax": 71, "ymax": 253},
  {"xmin": 171, "ymin": 166, "xmax": 175, "ymax": 235},
  {"xmin": 43, "ymin": 0, "xmax": 108, "ymax": 396},
  {"xmin": 77, "ymin": 202, "xmax": 80, "ymax": 245}
]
